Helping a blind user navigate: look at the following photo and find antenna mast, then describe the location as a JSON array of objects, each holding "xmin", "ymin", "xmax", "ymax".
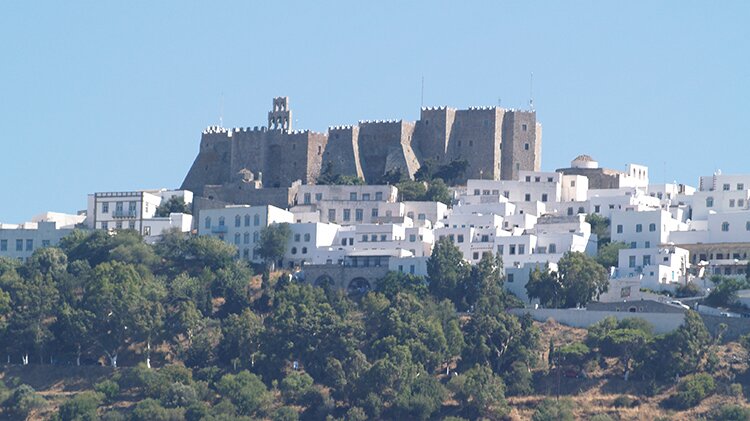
[{"xmin": 529, "ymin": 72, "xmax": 534, "ymax": 111}]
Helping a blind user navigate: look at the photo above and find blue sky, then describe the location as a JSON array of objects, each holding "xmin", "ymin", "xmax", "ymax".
[{"xmin": 1, "ymin": 1, "xmax": 748, "ymax": 223}]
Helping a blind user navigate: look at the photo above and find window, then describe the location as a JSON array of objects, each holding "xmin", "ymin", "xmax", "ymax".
[
  {"xmin": 361, "ymin": 235, "xmax": 368, "ymax": 242},
  {"xmin": 417, "ymin": 213, "xmax": 426, "ymax": 221},
  {"xmin": 116, "ymin": 221, "xmax": 122, "ymax": 229},
  {"xmin": 244, "ymin": 233, "xmax": 250, "ymax": 244},
  {"xmin": 16, "ymin": 239, "xmax": 23, "ymax": 251},
  {"xmin": 205, "ymin": 217, "xmax": 211, "ymax": 229},
  {"xmin": 629, "ymin": 256, "xmax": 636, "ymax": 267},
  {"xmin": 375, "ymin": 192, "xmax": 383, "ymax": 201},
  {"xmin": 115, "ymin": 201, "xmax": 123, "ymax": 213},
  {"xmin": 128, "ymin": 221, "xmax": 135, "ymax": 230},
  {"xmin": 372, "ymin": 208, "xmax": 378, "ymax": 218},
  {"xmin": 617, "ymin": 224, "xmax": 623, "ymax": 234},
  {"xmin": 549, "ymin": 243, "xmax": 556, "ymax": 253},
  {"xmin": 409, "ymin": 265, "xmax": 415, "ymax": 274},
  {"xmin": 739, "ymin": 199, "xmax": 745, "ymax": 207},
  {"xmin": 0, "ymin": 240, "xmax": 6, "ymax": 251},
  {"xmin": 129, "ymin": 201, "xmax": 137, "ymax": 212},
  {"xmin": 525, "ymin": 176, "xmax": 531, "ymax": 182},
  {"xmin": 301, "ymin": 233, "xmax": 310, "ymax": 242},
  {"xmin": 507, "ymin": 273, "xmax": 514, "ymax": 283},
  {"xmin": 636, "ymin": 224, "xmax": 643, "ymax": 233},
  {"xmin": 409, "ymin": 234, "xmax": 416, "ymax": 242},
  {"xmin": 578, "ymin": 207, "xmax": 585, "ymax": 214},
  {"xmin": 630, "ymin": 242, "xmax": 637, "ymax": 248},
  {"xmin": 102, "ymin": 202, "xmax": 109, "ymax": 213},
  {"xmin": 722, "ymin": 222, "xmax": 730, "ymax": 232},
  {"xmin": 303, "ymin": 193, "xmax": 311, "ymax": 204},
  {"xmin": 541, "ymin": 193, "xmax": 548, "ymax": 202},
  {"xmin": 723, "ymin": 183, "xmax": 730, "ymax": 191},
  {"xmin": 649, "ymin": 223, "xmax": 656, "ymax": 232},
  {"xmin": 355, "ymin": 209, "xmax": 363, "ymax": 221},
  {"xmin": 567, "ymin": 207, "xmax": 574, "ymax": 216},
  {"xmin": 645, "ymin": 241, "xmax": 651, "ymax": 248},
  {"xmin": 522, "ymin": 124, "xmax": 527, "ymax": 131},
  {"xmin": 218, "ymin": 216, "xmax": 225, "ymax": 226},
  {"xmin": 102, "ymin": 221, "xmax": 108, "ymax": 230},
  {"xmin": 302, "ymin": 247, "xmax": 307, "ymax": 254},
  {"xmin": 235, "ymin": 215, "xmax": 241, "ymax": 227},
  {"xmin": 481, "ymin": 235, "xmax": 489, "ymax": 242},
  {"xmin": 313, "ymin": 193, "xmax": 322, "ymax": 201},
  {"xmin": 570, "ymin": 180, "xmax": 576, "ymax": 187},
  {"xmin": 457, "ymin": 234, "xmax": 464, "ymax": 243},
  {"xmin": 509, "ymin": 245, "xmax": 516, "ymax": 255},
  {"xmin": 504, "ymin": 191, "xmax": 510, "ymax": 199},
  {"xmin": 738, "ymin": 183, "xmax": 745, "ymax": 191},
  {"xmin": 291, "ymin": 247, "xmax": 297, "ymax": 255},
  {"xmin": 524, "ymin": 193, "xmax": 531, "ymax": 202},
  {"xmin": 594, "ymin": 205, "xmax": 600, "ymax": 213},
  {"xmin": 371, "ymin": 234, "xmax": 377, "ymax": 242},
  {"xmin": 254, "ymin": 214, "xmax": 260, "ymax": 226},
  {"xmin": 343, "ymin": 209, "xmax": 351, "ymax": 221},
  {"xmin": 706, "ymin": 197, "xmax": 714, "ymax": 207},
  {"xmin": 548, "ymin": 177, "xmax": 554, "ymax": 182},
  {"xmin": 349, "ymin": 238, "xmax": 354, "ymax": 245},
  {"xmin": 380, "ymin": 234, "xmax": 387, "ymax": 241},
  {"xmin": 518, "ymin": 245, "xmax": 525, "ymax": 254},
  {"xmin": 243, "ymin": 249, "xmax": 249, "ymax": 259},
  {"xmin": 253, "ymin": 232, "xmax": 259, "ymax": 243},
  {"xmin": 524, "ymin": 143, "xmax": 530, "ymax": 150},
  {"xmin": 294, "ymin": 234, "xmax": 301, "ymax": 242},
  {"xmin": 350, "ymin": 192, "xmax": 357, "ymax": 201},
  {"xmin": 472, "ymin": 252, "xmax": 479, "ymax": 260},
  {"xmin": 497, "ymin": 245, "xmax": 504, "ymax": 254},
  {"xmin": 362, "ymin": 193, "xmax": 371, "ymax": 201},
  {"xmin": 746, "ymin": 221, "xmax": 750, "ymax": 231},
  {"xmin": 234, "ymin": 233, "xmax": 240, "ymax": 245},
  {"xmin": 328, "ymin": 209, "xmax": 336, "ymax": 222}
]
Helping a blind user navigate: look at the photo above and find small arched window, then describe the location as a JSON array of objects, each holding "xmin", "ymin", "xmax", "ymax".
[
  {"xmin": 649, "ymin": 223, "xmax": 656, "ymax": 232},
  {"xmin": 244, "ymin": 215, "xmax": 250, "ymax": 226},
  {"xmin": 722, "ymin": 222, "xmax": 730, "ymax": 232},
  {"xmin": 218, "ymin": 216, "xmax": 225, "ymax": 226},
  {"xmin": 204, "ymin": 217, "xmax": 211, "ymax": 229},
  {"xmin": 235, "ymin": 215, "xmax": 241, "ymax": 227},
  {"xmin": 254, "ymin": 214, "xmax": 260, "ymax": 226},
  {"xmin": 291, "ymin": 247, "xmax": 297, "ymax": 255},
  {"xmin": 706, "ymin": 197, "xmax": 714, "ymax": 207}
]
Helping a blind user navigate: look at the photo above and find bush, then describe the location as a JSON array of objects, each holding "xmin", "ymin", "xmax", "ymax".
[
  {"xmin": 532, "ymin": 398, "xmax": 575, "ymax": 421},
  {"xmin": 730, "ymin": 383, "xmax": 743, "ymax": 398},
  {"xmin": 94, "ymin": 380, "xmax": 120, "ymax": 403},
  {"xmin": 590, "ymin": 415, "xmax": 615, "ymax": 421},
  {"xmin": 708, "ymin": 404, "xmax": 750, "ymax": 421},
  {"xmin": 57, "ymin": 391, "xmax": 104, "ymax": 421},
  {"xmin": 272, "ymin": 406, "xmax": 299, "ymax": 421},
  {"xmin": 279, "ymin": 371, "xmax": 314, "ymax": 404},
  {"xmin": 613, "ymin": 395, "xmax": 639, "ymax": 408},
  {"xmin": 2, "ymin": 384, "xmax": 46, "ymax": 419},
  {"xmin": 131, "ymin": 398, "xmax": 185, "ymax": 421},
  {"xmin": 666, "ymin": 373, "xmax": 716, "ymax": 409},
  {"xmin": 161, "ymin": 382, "xmax": 199, "ymax": 408},
  {"xmin": 505, "ymin": 361, "xmax": 533, "ymax": 396},
  {"xmin": 215, "ymin": 371, "xmax": 272, "ymax": 417}
]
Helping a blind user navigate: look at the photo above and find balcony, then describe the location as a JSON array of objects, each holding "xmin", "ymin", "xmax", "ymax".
[{"xmin": 112, "ymin": 210, "xmax": 137, "ymax": 219}]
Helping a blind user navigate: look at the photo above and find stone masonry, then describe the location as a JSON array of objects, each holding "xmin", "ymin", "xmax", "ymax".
[{"xmin": 181, "ymin": 97, "xmax": 542, "ymax": 200}]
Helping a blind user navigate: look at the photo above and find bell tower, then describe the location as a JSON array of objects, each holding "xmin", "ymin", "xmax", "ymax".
[{"xmin": 268, "ymin": 96, "xmax": 292, "ymax": 133}]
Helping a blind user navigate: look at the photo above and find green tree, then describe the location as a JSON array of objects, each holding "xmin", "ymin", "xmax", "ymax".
[
  {"xmin": 595, "ymin": 241, "xmax": 627, "ymax": 269},
  {"xmin": 449, "ymin": 364, "xmax": 508, "ymax": 419},
  {"xmin": 424, "ymin": 178, "xmax": 452, "ymax": 205},
  {"xmin": 586, "ymin": 214, "xmax": 611, "ymax": 247},
  {"xmin": 706, "ymin": 276, "xmax": 748, "ymax": 307},
  {"xmin": 256, "ymin": 223, "xmax": 292, "ymax": 269},
  {"xmin": 218, "ymin": 309, "xmax": 264, "ymax": 370},
  {"xmin": 396, "ymin": 180, "xmax": 427, "ymax": 201},
  {"xmin": 215, "ymin": 371, "xmax": 272, "ymax": 417},
  {"xmin": 427, "ymin": 237, "xmax": 470, "ymax": 306},
  {"xmin": 155, "ymin": 196, "xmax": 191, "ymax": 217},
  {"xmin": 526, "ymin": 252, "xmax": 608, "ymax": 308},
  {"xmin": 57, "ymin": 391, "xmax": 104, "ymax": 421},
  {"xmin": 374, "ymin": 271, "xmax": 427, "ymax": 300}
]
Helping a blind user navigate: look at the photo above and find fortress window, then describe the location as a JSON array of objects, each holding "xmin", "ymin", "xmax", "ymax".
[
  {"xmin": 525, "ymin": 176, "xmax": 531, "ymax": 182},
  {"xmin": 318, "ymin": 146, "xmax": 322, "ymax": 155},
  {"xmin": 205, "ymin": 217, "xmax": 211, "ymax": 229},
  {"xmin": 522, "ymin": 124, "xmax": 528, "ymax": 131},
  {"xmin": 525, "ymin": 143, "xmax": 530, "ymax": 150},
  {"xmin": 469, "ymin": 140, "xmax": 473, "ymax": 147}
]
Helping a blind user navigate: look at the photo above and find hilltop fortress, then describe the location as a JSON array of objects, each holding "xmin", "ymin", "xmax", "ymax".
[{"xmin": 181, "ymin": 97, "xmax": 541, "ymax": 197}]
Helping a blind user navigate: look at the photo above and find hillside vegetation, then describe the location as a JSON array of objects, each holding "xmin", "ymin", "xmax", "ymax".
[{"xmin": 0, "ymin": 229, "xmax": 749, "ymax": 420}]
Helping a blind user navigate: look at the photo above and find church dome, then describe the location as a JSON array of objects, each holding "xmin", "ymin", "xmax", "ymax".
[{"xmin": 571, "ymin": 154, "xmax": 599, "ymax": 169}]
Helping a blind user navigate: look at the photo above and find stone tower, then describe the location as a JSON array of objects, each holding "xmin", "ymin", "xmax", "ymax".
[{"xmin": 268, "ymin": 97, "xmax": 292, "ymax": 133}]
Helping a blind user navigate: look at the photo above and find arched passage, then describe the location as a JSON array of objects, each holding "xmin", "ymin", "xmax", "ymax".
[{"xmin": 348, "ymin": 277, "xmax": 371, "ymax": 298}]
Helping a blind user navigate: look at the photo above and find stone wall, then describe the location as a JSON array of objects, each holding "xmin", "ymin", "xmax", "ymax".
[{"xmin": 510, "ymin": 308, "xmax": 686, "ymax": 334}]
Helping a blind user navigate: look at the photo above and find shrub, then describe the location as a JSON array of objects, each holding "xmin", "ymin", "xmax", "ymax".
[
  {"xmin": 505, "ymin": 361, "xmax": 533, "ymax": 396},
  {"xmin": 590, "ymin": 415, "xmax": 615, "ymax": 421},
  {"xmin": 532, "ymin": 398, "xmax": 575, "ymax": 421},
  {"xmin": 94, "ymin": 380, "xmax": 120, "ymax": 403},
  {"xmin": 730, "ymin": 383, "xmax": 743, "ymax": 398},
  {"xmin": 2, "ymin": 384, "xmax": 46, "ymax": 419},
  {"xmin": 161, "ymin": 382, "xmax": 199, "ymax": 408},
  {"xmin": 272, "ymin": 406, "xmax": 299, "ymax": 421},
  {"xmin": 279, "ymin": 371, "xmax": 314, "ymax": 404},
  {"xmin": 215, "ymin": 370, "xmax": 272, "ymax": 417},
  {"xmin": 57, "ymin": 391, "xmax": 104, "ymax": 421},
  {"xmin": 666, "ymin": 373, "xmax": 716, "ymax": 409},
  {"xmin": 131, "ymin": 398, "xmax": 185, "ymax": 421},
  {"xmin": 708, "ymin": 404, "xmax": 750, "ymax": 421},
  {"xmin": 613, "ymin": 395, "xmax": 638, "ymax": 408}
]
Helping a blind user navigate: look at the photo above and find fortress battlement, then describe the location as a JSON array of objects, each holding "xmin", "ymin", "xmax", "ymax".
[{"xmin": 183, "ymin": 96, "xmax": 542, "ymax": 197}]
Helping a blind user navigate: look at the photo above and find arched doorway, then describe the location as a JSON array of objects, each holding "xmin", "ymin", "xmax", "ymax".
[{"xmin": 348, "ymin": 277, "xmax": 371, "ymax": 298}]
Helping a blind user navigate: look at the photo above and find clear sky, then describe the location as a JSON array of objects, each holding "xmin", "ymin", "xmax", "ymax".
[{"xmin": 1, "ymin": 1, "xmax": 748, "ymax": 223}]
